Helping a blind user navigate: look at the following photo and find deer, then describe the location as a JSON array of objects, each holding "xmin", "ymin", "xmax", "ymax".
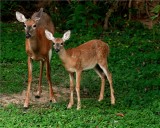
[
  {"xmin": 45, "ymin": 30, "xmax": 115, "ymax": 110},
  {"xmin": 15, "ymin": 8, "xmax": 56, "ymax": 108}
]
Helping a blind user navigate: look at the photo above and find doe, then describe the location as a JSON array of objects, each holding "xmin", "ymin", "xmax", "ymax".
[
  {"xmin": 16, "ymin": 8, "xmax": 56, "ymax": 108},
  {"xmin": 45, "ymin": 30, "xmax": 115, "ymax": 110}
]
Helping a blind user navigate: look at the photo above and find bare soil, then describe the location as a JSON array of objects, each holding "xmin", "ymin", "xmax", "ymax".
[{"xmin": 0, "ymin": 86, "xmax": 70, "ymax": 107}]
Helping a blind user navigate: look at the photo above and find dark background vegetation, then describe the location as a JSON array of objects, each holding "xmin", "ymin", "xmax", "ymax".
[
  {"xmin": 0, "ymin": 0, "xmax": 160, "ymax": 127},
  {"xmin": 1, "ymin": 0, "xmax": 160, "ymax": 30}
]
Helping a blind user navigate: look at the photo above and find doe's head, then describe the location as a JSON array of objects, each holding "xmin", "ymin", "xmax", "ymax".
[
  {"xmin": 15, "ymin": 8, "xmax": 43, "ymax": 39},
  {"xmin": 45, "ymin": 30, "xmax": 71, "ymax": 53}
]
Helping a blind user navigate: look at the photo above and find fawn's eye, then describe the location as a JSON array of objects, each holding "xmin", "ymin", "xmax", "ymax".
[{"xmin": 60, "ymin": 43, "xmax": 64, "ymax": 46}]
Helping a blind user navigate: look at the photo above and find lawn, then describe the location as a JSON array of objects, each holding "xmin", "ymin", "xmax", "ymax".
[{"xmin": 0, "ymin": 22, "xmax": 160, "ymax": 128}]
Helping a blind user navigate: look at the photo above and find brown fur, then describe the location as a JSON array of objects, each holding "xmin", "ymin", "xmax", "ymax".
[
  {"xmin": 52, "ymin": 38, "xmax": 115, "ymax": 110},
  {"xmin": 17, "ymin": 8, "xmax": 56, "ymax": 108}
]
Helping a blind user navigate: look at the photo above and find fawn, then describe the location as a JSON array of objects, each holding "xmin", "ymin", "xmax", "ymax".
[
  {"xmin": 45, "ymin": 30, "xmax": 115, "ymax": 110},
  {"xmin": 16, "ymin": 8, "xmax": 56, "ymax": 108}
]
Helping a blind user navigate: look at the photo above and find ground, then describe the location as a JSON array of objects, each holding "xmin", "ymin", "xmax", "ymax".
[{"xmin": 0, "ymin": 85, "xmax": 70, "ymax": 107}]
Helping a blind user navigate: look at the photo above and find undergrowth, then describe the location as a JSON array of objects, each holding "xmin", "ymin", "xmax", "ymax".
[{"xmin": 0, "ymin": 22, "xmax": 160, "ymax": 127}]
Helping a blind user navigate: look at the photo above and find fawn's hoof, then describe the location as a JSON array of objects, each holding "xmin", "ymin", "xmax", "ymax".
[
  {"xmin": 98, "ymin": 97, "xmax": 103, "ymax": 102},
  {"xmin": 23, "ymin": 107, "xmax": 28, "ymax": 109},
  {"xmin": 67, "ymin": 103, "xmax": 73, "ymax": 109},
  {"xmin": 77, "ymin": 106, "xmax": 81, "ymax": 110},
  {"xmin": 23, "ymin": 105, "xmax": 29, "ymax": 109},
  {"xmin": 111, "ymin": 98, "xmax": 115, "ymax": 105},
  {"xmin": 77, "ymin": 103, "xmax": 81, "ymax": 110},
  {"xmin": 50, "ymin": 98, "xmax": 57, "ymax": 103}
]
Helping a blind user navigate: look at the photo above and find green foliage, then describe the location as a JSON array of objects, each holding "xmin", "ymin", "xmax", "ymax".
[
  {"xmin": 65, "ymin": 1, "xmax": 103, "ymax": 33},
  {"xmin": 1, "ymin": 23, "xmax": 25, "ymax": 63},
  {"xmin": 151, "ymin": 5, "xmax": 160, "ymax": 20},
  {"xmin": 0, "ymin": 100, "xmax": 160, "ymax": 128},
  {"xmin": 0, "ymin": 0, "xmax": 19, "ymax": 21},
  {"xmin": 152, "ymin": 5, "xmax": 160, "ymax": 14},
  {"xmin": 1, "ymin": 22, "xmax": 160, "ymax": 127},
  {"xmin": 38, "ymin": 1, "xmax": 106, "ymax": 34},
  {"xmin": 0, "ymin": 1, "xmax": 36, "ymax": 22}
]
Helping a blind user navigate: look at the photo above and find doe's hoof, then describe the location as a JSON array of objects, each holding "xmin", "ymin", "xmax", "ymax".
[{"xmin": 35, "ymin": 95, "xmax": 40, "ymax": 98}]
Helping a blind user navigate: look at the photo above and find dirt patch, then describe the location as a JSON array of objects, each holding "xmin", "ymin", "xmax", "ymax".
[{"xmin": 0, "ymin": 86, "xmax": 70, "ymax": 107}]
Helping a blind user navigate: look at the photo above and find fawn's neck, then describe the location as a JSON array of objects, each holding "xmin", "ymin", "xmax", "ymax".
[{"xmin": 58, "ymin": 48, "xmax": 71, "ymax": 64}]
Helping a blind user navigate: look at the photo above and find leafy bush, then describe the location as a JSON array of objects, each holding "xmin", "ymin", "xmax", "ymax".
[
  {"xmin": 151, "ymin": 5, "xmax": 160, "ymax": 20},
  {"xmin": 65, "ymin": 2, "xmax": 103, "ymax": 33}
]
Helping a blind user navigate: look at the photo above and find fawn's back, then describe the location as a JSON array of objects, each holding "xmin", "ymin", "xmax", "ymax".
[{"xmin": 63, "ymin": 39, "xmax": 109, "ymax": 72}]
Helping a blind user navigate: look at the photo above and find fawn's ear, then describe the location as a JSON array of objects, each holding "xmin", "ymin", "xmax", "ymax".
[
  {"xmin": 16, "ymin": 12, "xmax": 27, "ymax": 22},
  {"xmin": 62, "ymin": 30, "xmax": 71, "ymax": 42},
  {"xmin": 45, "ymin": 30, "xmax": 55, "ymax": 41}
]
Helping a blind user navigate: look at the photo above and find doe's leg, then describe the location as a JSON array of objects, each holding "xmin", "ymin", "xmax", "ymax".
[
  {"xmin": 24, "ymin": 57, "xmax": 32, "ymax": 108},
  {"xmin": 35, "ymin": 61, "xmax": 44, "ymax": 98}
]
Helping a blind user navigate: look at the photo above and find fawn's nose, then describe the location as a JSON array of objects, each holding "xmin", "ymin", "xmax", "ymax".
[{"xmin": 55, "ymin": 49, "xmax": 60, "ymax": 53}]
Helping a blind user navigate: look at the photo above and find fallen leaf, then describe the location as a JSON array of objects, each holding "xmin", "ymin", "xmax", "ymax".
[{"xmin": 116, "ymin": 113, "xmax": 124, "ymax": 117}]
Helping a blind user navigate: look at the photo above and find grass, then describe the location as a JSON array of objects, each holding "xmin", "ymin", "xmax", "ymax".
[{"xmin": 0, "ymin": 21, "xmax": 160, "ymax": 127}]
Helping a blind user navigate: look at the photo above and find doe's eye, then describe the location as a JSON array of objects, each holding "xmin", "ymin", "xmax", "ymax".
[
  {"xmin": 23, "ymin": 24, "xmax": 26, "ymax": 28},
  {"xmin": 33, "ymin": 24, "xmax": 36, "ymax": 28},
  {"xmin": 60, "ymin": 43, "xmax": 64, "ymax": 46}
]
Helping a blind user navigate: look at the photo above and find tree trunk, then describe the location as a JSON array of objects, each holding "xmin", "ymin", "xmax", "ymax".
[
  {"xmin": 103, "ymin": 1, "xmax": 119, "ymax": 30},
  {"xmin": 128, "ymin": 0, "xmax": 132, "ymax": 20}
]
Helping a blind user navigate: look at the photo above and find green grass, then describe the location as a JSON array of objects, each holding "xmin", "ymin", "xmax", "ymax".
[{"xmin": 0, "ymin": 22, "xmax": 160, "ymax": 127}]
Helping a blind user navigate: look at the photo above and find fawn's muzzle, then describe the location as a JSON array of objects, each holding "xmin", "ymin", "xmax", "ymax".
[{"xmin": 55, "ymin": 49, "xmax": 60, "ymax": 53}]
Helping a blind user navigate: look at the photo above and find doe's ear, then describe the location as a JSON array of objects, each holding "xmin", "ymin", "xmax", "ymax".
[
  {"xmin": 38, "ymin": 8, "xmax": 43, "ymax": 17},
  {"xmin": 62, "ymin": 30, "xmax": 71, "ymax": 42},
  {"xmin": 33, "ymin": 8, "xmax": 43, "ymax": 22},
  {"xmin": 45, "ymin": 30, "xmax": 54, "ymax": 41},
  {"xmin": 16, "ymin": 11, "xmax": 27, "ymax": 23}
]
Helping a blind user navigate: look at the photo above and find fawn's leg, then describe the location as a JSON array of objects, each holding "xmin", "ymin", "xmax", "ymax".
[
  {"xmin": 67, "ymin": 72, "xmax": 74, "ymax": 109},
  {"xmin": 98, "ymin": 62, "xmax": 115, "ymax": 105},
  {"xmin": 94, "ymin": 65, "xmax": 106, "ymax": 101},
  {"xmin": 24, "ymin": 57, "xmax": 32, "ymax": 108},
  {"xmin": 46, "ymin": 59, "xmax": 56, "ymax": 103},
  {"xmin": 75, "ymin": 70, "xmax": 82, "ymax": 110},
  {"xmin": 35, "ymin": 61, "xmax": 44, "ymax": 98}
]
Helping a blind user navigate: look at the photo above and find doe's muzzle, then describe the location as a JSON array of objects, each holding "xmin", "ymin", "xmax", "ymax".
[{"xmin": 26, "ymin": 33, "xmax": 31, "ymax": 38}]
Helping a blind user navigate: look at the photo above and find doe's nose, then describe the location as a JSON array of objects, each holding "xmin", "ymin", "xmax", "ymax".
[{"xmin": 26, "ymin": 33, "xmax": 31, "ymax": 38}]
